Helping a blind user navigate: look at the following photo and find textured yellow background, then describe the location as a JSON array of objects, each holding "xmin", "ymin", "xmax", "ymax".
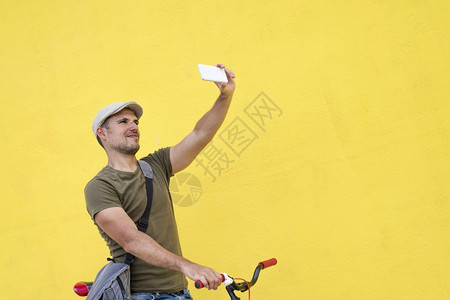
[{"xmin": 1, "ymin": 1, "xmax": 449, "ymax": 299}]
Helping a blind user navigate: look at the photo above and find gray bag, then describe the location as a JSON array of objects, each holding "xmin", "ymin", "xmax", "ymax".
[
  {"xmin": 85, "ymin": 160, "xmax": 153, "ymax": 300},
  {"xmin": 86, "ymin": 262, "xmax": 131, "ymax": 300}
]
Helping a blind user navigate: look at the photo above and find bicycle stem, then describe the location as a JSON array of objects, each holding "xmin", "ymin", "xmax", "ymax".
[
  {"xmin": 226, "ymin": 285, "xmax": 241, "ymax": 300},
  {"xmin": 225, "ymin": 263, "xmax": 265, "ymax": 299}
]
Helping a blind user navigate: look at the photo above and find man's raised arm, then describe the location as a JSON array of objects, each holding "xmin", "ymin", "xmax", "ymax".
[{"xmin": 170, "ymin": 64, "xmax": 236, "ymax": 175}]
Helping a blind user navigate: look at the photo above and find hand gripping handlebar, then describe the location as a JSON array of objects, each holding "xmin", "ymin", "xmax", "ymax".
[{"xmin": 194, "ymin": 258, "xmax": 277, "ymax": 289}]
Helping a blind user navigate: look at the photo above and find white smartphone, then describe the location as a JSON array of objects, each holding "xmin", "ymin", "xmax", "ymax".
[{"xmin": 197, "ymin": 64, "xmax": 228, "ymax": 83}]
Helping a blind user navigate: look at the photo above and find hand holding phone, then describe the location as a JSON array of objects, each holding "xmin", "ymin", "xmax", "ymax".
[{"xmin": 197, "ymin": 64, "xmax": 228, "ymax": 83}]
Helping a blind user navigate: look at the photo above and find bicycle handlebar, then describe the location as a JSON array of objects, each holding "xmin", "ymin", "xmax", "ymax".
[
  {"xmin": 195, "ymin": 258, "xmax": 277, "ymax": 290},
  {"xmin": 74, "ymin": 258, "xmax": 277, "ymax": 298}
]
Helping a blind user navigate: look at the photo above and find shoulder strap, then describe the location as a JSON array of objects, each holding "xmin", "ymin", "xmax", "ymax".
[
  {"xmin": 136, "ymin": 160, "xmax": 153, "ymax": 232},
  {"xmin": 124, "ymin": 160, "xmax": 153, "ymax": 265}
]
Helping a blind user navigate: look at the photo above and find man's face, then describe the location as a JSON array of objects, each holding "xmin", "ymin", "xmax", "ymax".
[{"xmin": 101, "ymin": 108, "xmax": 140, "ymax": 155}]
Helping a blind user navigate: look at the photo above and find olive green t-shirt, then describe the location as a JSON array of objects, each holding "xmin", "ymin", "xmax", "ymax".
[{"xmin": 84, "ymin": 147, "xmax": 188, "ymax": 293}]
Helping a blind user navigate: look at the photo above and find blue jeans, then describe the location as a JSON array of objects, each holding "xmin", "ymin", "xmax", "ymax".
[{"xmin": 131, "ymin": 289, "xmax": 193, "ymax": 300}]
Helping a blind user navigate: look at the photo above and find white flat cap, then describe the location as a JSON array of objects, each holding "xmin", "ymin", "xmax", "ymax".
[{"xmin": 92, "ymin": 101, "xmax": 143, "ymax": 138}]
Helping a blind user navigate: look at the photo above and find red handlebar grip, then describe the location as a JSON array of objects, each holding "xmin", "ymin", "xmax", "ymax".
[
  {"xmin": 259, "ymin": 258, "xmax": 278, "ymax": 269},
  {"xmin": 194, "ymin": 280, "xmax": 204, "ymax": 289},
  {"xmin": 73, "ymin": 282, "xmax": 90, "ymax": 297},
  {"xmin": 195, "ymin": 274, "xmax": 225, "ymax": 289}
]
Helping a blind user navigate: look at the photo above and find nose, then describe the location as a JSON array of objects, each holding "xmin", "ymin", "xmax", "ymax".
[{"xmin": 129, "ymin": 122, "xmax": 138, "ymax": 131}]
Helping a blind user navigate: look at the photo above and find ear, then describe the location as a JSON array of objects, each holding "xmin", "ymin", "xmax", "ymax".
[{"xmin": 97, "ymin": 127, "xmax": 106, "ymax": 139}]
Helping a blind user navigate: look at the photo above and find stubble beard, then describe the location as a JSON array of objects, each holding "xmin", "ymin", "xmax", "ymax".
[
  {"xmin": 114, "ymin": 143, "xmax": 140, "ymax": 155},
  {"xmin": 112, "ymin": 138, "xmax": 140, "ymax": 155}
]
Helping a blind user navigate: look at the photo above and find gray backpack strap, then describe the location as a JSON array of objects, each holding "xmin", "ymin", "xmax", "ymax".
[
  {"xmin": 123, "ymin": 160, "xmax": 153, "ymax": 266},
  {"xmin": 138, "ymin": 160, "xmax": 153, "ymax": 179}
]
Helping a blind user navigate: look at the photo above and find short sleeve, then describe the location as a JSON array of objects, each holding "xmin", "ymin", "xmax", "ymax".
[{"xmin": 85, "ymin": 178, "xmax": 121, "ymax": 221}]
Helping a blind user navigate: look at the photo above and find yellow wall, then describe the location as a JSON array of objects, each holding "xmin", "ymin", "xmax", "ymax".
[{"xmin": 1, "ymin": 1, "xmax": 449, "ymax": 299}]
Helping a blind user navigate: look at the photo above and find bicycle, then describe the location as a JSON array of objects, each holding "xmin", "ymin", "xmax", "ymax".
[
  {"xmin": 74, "ymin": 258, "xmax": 277, "ymax": 300},
  {"xmin": 194, "ymin": 258, "xmax": 277, "ymax": 300}
]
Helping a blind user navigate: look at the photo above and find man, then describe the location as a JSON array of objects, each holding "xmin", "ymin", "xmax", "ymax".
[{"xmin": 85, "ymin": 64, "xmax": 235, "ymax": 299}]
